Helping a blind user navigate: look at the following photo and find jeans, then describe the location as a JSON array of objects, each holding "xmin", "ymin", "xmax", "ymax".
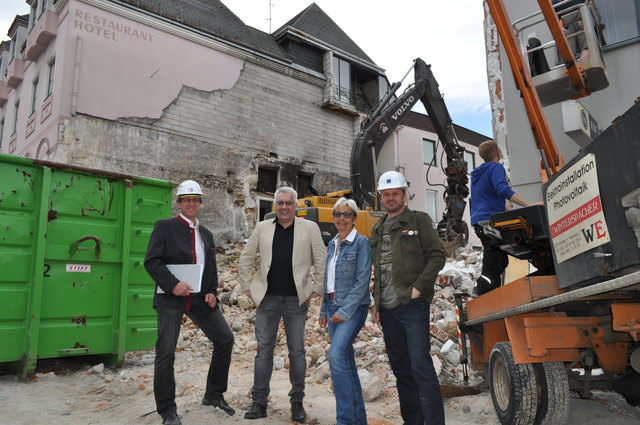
[
  {"xmin": 251, "ymin": 295, "xmax": 308, "ymax": 405},
  {"xmin": 327, "ymin": 301, "xmax": 368, "ymax": 425},
  {"xmin": 154, "ymin": 298, "xmax": 234, "ymax": 418},
  {"xmin": 474, "ymin": 224, "xmax": 508, "ymax": 295},
  {"xmin": 380, "ymin": 298, "xmax": 444, "ymax": 425}
]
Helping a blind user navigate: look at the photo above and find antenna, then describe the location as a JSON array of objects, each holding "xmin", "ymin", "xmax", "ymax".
[{"xmin": 268, "ymin": 0, "xmax": 273, "ymax": 33}]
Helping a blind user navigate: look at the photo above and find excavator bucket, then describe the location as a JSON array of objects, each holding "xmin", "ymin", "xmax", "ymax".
[{"xmin": 441, "ymin": 235, "xmax": 467, "ymax": 258}]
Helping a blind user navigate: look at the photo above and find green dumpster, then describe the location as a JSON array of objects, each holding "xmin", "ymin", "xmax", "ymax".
[{"xmin": 0, "ymin": 153, "xmax": 174, "ymax": 375}]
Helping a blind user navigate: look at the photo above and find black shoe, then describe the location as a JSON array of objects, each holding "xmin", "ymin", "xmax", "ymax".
[
  {"xmin": 244, "ymin": 402, "xmax": 267, "ymax": 420},
  {"xmin": 161, "ymin": 412, "xmax": 182, "ymax": 425},
  {"xmin": 291, "ymin": 401, "xmax": 306, "ymax": 423},
  {"xmin": 202, "ymin": 396, "xmax": 236, "ymax": 416}
]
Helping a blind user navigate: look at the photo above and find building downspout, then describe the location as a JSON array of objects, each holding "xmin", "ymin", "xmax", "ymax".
[
  {"xmin": 71, "ymin": 36, "xmax": 82, "ymax": 116},
  {"xmin": 484, "ymin": 1, "xmax": 507, "ymax": 157}
]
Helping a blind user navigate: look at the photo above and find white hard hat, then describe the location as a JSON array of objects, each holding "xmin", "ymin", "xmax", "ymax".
[
  {"xmin": 378, "ymin": 171, "xmax": 408, "ymax": 191},
  {"xmin": 176, "ymin": 180, "xmax": 203, "ymax": 197}
]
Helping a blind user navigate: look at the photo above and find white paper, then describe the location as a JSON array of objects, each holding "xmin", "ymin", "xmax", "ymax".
[{"xmin": 157, "ymin": 264, "xmax": 204, "ymax": 294}]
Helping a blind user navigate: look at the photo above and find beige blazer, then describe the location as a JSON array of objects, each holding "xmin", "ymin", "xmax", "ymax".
[{"xmin": 238, "ymin": 217, "xmax": 326, "ymax": 306}]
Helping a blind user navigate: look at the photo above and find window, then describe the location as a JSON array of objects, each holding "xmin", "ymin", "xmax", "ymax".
[
  {"xmin": 258, "ymin": 199, "xmax": 274, "ymax": 222},
  {"xmin": 422, "ymin": 138, "xmax": 436, "ymax": 165},
  {"xmin": 46, "ymin": 57, "xmax": 55, "ymax": 97},
  {"xmin": 297, "ymin": 173, "xmax": 314, "ymax": 198},
  {"xmin": 426, "ymin": 189, "xmax": 439, "ymax": 222},
  {"xmin": 332, "ymin": 56, "xmax": 351, "ymax": 104},
  {"xmin": 30, "ymin": 76, "xmax": 39, "ymax": 114},
  {"xmin": 594, "ymin": 0, "xmax": 640, "ymax": 46},
  {"xmin": 257, "ymin": 166, "xmax": 278, "ymax": 194},
  {"xmin": 12, "ymin": 100, "xmax": 19, "ymax": 134},
  {"xmin": 30, "ymin": 0, "xmax": 39, "ymax": 26},
  {"xmin": 464, "ymin": 150, "xmax": 476, "ymax": 173}
]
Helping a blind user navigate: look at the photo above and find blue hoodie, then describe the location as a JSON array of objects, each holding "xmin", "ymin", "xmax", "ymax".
[{"xmin": 470, "ymin": 161, "xmax": 515, "ymax": 225}]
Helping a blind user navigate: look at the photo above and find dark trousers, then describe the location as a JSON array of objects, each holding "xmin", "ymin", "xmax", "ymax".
[
  {"xmin": 154, "ymin": 299, "xmax": 234, "ymax": 418},
  {"xmin": 380, "ymin": 298, "xmax": 445, "ymax": 425},
  {"xmin": 251, "ymin": 295, "xmax": 308, "ymax": 405},
  {"xmin": 474, "ymin": 224, "xmax": 509, "ymax": 295}
]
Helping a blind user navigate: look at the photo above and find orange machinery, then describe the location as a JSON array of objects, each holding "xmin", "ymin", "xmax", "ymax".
[{"xmin": 457, "ymin": 1, "xmax": 640, "ymax": 424}]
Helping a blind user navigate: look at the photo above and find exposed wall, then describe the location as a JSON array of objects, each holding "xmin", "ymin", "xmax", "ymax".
[{"xmin": 54, "ymin": 60, "xmax": 356, "ymax": 241}]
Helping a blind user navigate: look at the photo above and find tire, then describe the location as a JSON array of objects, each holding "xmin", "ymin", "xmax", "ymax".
[
  {"xmin": 533, "ymin": 362, "xmax": 570, "ymax": 425},
  {"xmin": 489, "ymin": 342, "xmax": 538, "ymax": 425},
  {"xmin": 611, "ymin": 370, "xmax": 640, "ymax": 406}
]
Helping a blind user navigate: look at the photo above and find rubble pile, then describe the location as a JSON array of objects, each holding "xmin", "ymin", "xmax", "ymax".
[
  {"xmin": 179, "ymin": 243, "xmax": 486, "ymax": 404},
  {"xmin": 32, "ymin": 243, "xmax": 484, "ymax": 422}
]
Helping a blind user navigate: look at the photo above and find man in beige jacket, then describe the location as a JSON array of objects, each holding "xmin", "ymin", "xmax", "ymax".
[{"xmin": 239, "ymin": 186, "xmax": 326, "ymax": 423}]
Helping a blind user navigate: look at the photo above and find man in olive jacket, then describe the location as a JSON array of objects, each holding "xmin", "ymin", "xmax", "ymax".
[{"xmin": 370, "ymin": 171, "xmax": 446, "ymax": 425}]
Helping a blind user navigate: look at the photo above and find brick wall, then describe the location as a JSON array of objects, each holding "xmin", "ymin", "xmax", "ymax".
[{"xmin": 55, "ymin": 61, "xmax": 360, "ymax": 242}]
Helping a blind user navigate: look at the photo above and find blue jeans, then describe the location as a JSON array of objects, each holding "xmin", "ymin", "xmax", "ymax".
[
  {"xmin": 380, "ymin": 298, "xmax": 444, "ymax": 425},
  {"xmin": 251, "ymin": 295, "xmax": 308, "ymax": 405},
  {"xmin": 327, "ymin": 301, "xmax": 368, "ymax": 425}
]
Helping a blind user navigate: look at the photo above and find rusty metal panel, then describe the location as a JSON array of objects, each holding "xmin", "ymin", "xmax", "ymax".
[
  {"xmin": 592, "ymin": 339, "xmax": 629, "ymax": 374},
  {"xmin": 0, "ymin": 153, "xmax": 173, "ymax": 375},
  {"xmin": 611, "ymin": 303, "xmax": 640, "ymax": 340},
  {"xmin": 546, "ymin": 101, "xmax": 640, "ymax": 288},
  {"xmin": 466, "ymin": 275, "xmax": 562, "ymax": 320},
  {"xmin": 505, "ymin": 313, "xmax": 581, "ymax": 364},
  {"xmin": 0, "ymin": 155, "xmax": 47, "ymax": 367},
  {"xmin": 477, "ymin": 320, "xmax": 509, "ymax": 369},
  {"xmin": 523, "ymin": 316, "xmax": 599, "ymax": 358}
]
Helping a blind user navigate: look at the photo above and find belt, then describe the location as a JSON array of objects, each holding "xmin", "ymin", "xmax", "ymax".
[{"xmin": 327, "ymin": 292, "xmax": 335, "ymax": 299}]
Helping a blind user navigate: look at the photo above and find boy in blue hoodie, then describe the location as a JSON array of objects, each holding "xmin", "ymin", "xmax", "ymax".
[{"xmin": 470, "ymin": 141, "xmax": 533, "ymax": 295}]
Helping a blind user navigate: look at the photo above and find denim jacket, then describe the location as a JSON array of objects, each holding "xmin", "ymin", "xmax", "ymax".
[{"xmin": 320, "ymin": 230, "xmax": 372, "ymax": 321}]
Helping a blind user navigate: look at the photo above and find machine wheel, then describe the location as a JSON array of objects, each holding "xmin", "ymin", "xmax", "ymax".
[
  {"xmin": 612, "ymin": 370, "xmax": 640, "ymax": 406},
  {"xmin": 489, "ymin": 342, "xmax": 538, "ymax": 425},
  {"xmin": 533, "ymin": 362, "xmax": 570, "ymax": 425}
]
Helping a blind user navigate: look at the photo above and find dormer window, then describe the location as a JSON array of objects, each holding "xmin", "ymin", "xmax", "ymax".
[{"xmin": 332, "ymin": 56, "xmax": 351, "ymax": 104}]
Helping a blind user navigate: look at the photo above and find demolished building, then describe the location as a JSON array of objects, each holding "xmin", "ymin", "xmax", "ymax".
[{"xmin": 1, "ymin": 0, "xmax": 488, "ymax": 243}]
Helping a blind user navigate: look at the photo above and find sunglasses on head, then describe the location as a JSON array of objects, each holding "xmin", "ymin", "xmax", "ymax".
[{"xmin": 333, "ymin": 211, "xmax": 354, "ymax": 218}]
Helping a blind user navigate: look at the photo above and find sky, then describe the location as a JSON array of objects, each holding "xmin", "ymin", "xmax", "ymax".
[{"xmin": 0, "ymin": 0, "xmax": 493, "ymax": 136}]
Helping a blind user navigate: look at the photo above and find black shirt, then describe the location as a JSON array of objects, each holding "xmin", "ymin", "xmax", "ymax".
[{"xmin": 266, "ymin": 219, "xmax": 297, "ymax": 296}]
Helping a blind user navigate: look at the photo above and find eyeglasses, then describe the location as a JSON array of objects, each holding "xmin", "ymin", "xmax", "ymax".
[
  {"xmin": 178, "ymin": 197, "xmax": 201, "ymax": 203},
  {"xmin": 276, "ymin": 201, "xmax": 295, "ymax": 206},
  {"xmin": 333, "ymin": 211, "xmax": 354, "ymax": 218}
]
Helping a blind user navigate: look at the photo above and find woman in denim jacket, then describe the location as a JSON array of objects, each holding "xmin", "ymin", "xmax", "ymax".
[{"xmin": 319, "ymin": 197, "xmax": 372, "ymax": 425}]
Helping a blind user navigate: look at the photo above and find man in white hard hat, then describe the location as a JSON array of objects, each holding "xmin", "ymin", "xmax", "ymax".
[
  {"xmin": 370, "ymin": 171, "xmax": 446, "ymax": 425},
  {"xmin": 238, "ymin": 186, "xmax": 326, "ymax": 423},
  {"xmin": 145, "ymin": 180, "xmax": 235, "ymax": 425}
]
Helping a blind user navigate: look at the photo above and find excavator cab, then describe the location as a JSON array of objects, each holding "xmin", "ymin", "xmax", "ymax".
[{"xmin": 514, "ymin": 0, "xmax": 608, "ymax": 106}]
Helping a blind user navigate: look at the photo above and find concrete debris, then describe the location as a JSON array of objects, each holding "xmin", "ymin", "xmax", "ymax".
[
  {"xmin": 314, "ymin": 361, "xmax": 331, "ymax": 382},
  {"xmin": 20, "ymin": 242, "xmax": 485, "ymax": 423},
  {"xmin": 171, "ymin": 242, "xmax": 484, "ymax": 399},
  {"xmin": 358, "ymin": 369, "xmax": 385, "ymax": 402},
  {"xmin": 90, "ymin": 363, "xmax": 105, "ymax": 374}
]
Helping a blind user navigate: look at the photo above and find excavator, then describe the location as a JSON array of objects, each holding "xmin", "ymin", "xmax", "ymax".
[
  {"xmin": 292, "ymin": 58, "xmax": 470, "ymax": 252},
  {"xmin": 454, "ymin": 1, "xmax": 640, "ymax": 424}
]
